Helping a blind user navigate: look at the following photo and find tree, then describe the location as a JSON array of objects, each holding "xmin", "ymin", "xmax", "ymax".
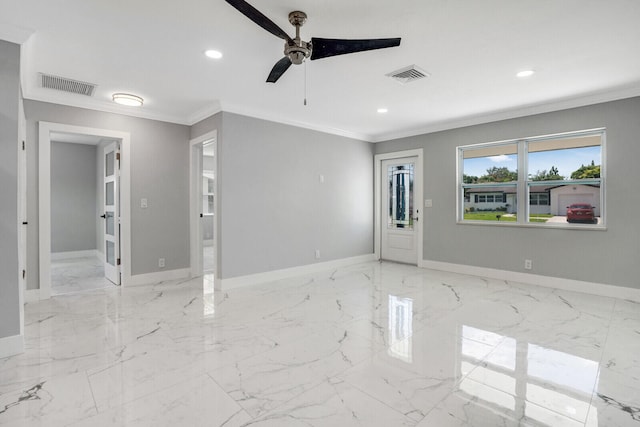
[
  {"xmin": 570, "ymin": 162, "xmax": 600, "ymax": 179},
  {"xmin": 530, "ymin": 165, "xmax": 564, "ymax": 181},
  {"xmin": 463, "ymin": 174, "xmax": 478, "ymax": 184},
  {"xmin": 478, "ymin": 166, "xmax": 517, "ymax": 183}
]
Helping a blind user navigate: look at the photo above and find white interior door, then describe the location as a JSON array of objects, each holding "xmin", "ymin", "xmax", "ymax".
[
  {"xmin": 202, "ymin": 141, "xmax": 215, "ymax": 273},
  {"xmin": 189, "ymin": 134, "xmax": 217, "ymax": 279},
  {"xmin": 103, "ymin": 141, "xmax": 120, "ymax": 285},
  {"xmin": 381, "ymin": 157, "xmax": 419, "ymax": 264}
]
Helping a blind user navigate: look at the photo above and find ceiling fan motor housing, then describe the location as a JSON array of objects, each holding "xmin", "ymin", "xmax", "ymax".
[
  {"xmin": 285, "ymin": 40, "xmax": 311, "ymax": 64},
  {"xmin": 285, "ymin": 11, "xmax": 311, "ymax": 64}
]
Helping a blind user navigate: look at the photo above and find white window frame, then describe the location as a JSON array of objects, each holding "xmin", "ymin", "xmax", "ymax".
[{"xmin": 457, "ymin": 128, "xmax": 606, "ymax": 229}]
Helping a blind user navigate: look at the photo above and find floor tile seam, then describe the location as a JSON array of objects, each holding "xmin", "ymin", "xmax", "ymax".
[
  {"xmin": 84, "ymin": 369, "xmax": 100, "ymax": 419},
  {"xmin": 87, "ymin": 364, "xmax": 219, "ymax": 416},
  {"xmin": 203, "ymin": 371, "xmax": 257, "ymax": 422},
  {"xmin": 583, "ymin": 297, "xmax": 620, "ymax": 423},
  {"xmin": 337, "ymin": 374, "xmax": 441, "ymax": 423},
  {"xmin": 236, "ymin": 374, "xmax": 330, "ymax": 421}
]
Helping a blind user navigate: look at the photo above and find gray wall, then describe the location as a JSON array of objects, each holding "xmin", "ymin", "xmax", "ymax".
[
  {"xmin": 24, "ymin": 100, "xmax": 191, "ymax": 288},
  {"xmin": 50, "ymin": 141, "xmax": 97, "ymax": 253},
  {"xmin": 192, "ymin": 112, "xmax": 375, "ymax": 279},
  {"xmin": 375, "ymin": 96, "xmax": 640, "ymax": 289},
  {"xmin": 0, "ymin": 40, "xmax": 21, "ymax": 339}
]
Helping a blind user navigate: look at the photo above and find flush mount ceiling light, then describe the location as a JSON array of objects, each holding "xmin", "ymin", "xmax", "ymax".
[
  {"xmin": 112, "ymin": 93, "xmax": 143, "ymax": 107},
  {"xmin": 516, "ymin": 70, "xmax": 535, "ymax": 78},
  {"xmin": 205, "ymin": 49, "xmax": 223, "ymax": 59},
  {"xmin": 377, "ymin": 108, "xmax": 389, "ymax": 114}
]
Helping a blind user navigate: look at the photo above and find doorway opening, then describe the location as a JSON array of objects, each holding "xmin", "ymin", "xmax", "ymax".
[
  {"xmin": 189, "ymin": 131, "xmax": 217, "ymax": 286},
  {"xmin": 374, "ymin": 149, "xmax": 424, "ymax": 266},
  {"xmin": 38, "ymin": 122, "xmax": 131, "ymax": 299}
]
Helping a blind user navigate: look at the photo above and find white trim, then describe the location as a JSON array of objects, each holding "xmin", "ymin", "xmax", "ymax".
[
  {"xmin": 221, "ymin": 102, "xmax": 371, "ymax": 142},
  {"xmin": 187, "ymin": 101, "xmax": 222, "ymax": 126},
  {"xmin": 420, "ymin": 259, "xmax": 640, "ymax": 302},
  {"xmin": 370, "ymin": 88, "xmax": 640, "ymax": 143},
  {"xmin": 18, "ymin": 95, "xmax": 27, "ymax": 337},
  {"xmin": 0, "ymin": 334, "xmax": 24, "ymax": 358},
  {"xmin": 25, "ymin": 289, "xmax": 40, "ymax": 303},
  {"xmin": 0, "ymin": 23, "xmax": 34, "ymax": 44},
  {"xmin": 51, "ymin": 249, "xmax": 99, "ymax": 260},
  {"xmin": 374, "ymin": 149, "xmax": 424, "ymax": 265},
  {"xmin": 126, "ymin": 268, "xmax": 191, "ymax": 287},
  {"xmin": 38, "ymin": 122, "xmax": 131, "ymax": 298},
  {"xmin": 189, "ymin": 131, "xmax": 218, "ymax": 280},
  {"xmin": 218, "ymin": 254, "xmax": 377, "ymax": 290}
]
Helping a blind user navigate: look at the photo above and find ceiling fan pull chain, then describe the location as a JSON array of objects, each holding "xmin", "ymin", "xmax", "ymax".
[{"xmin": 304, "ymin": 60, "xmax": 307, "ymax": 106}]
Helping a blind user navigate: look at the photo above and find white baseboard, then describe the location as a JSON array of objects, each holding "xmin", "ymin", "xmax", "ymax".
[
  {"xmin": 218, "ymin": 254, "xmax": 377, "ymax": 291},
  {"xmin": 125, "ymin": 268, "xmax": 191, "ymax": 287},
  {"xmin": 0, "ymin": 334, "xmax": 24, "ymax": 358},
  {"xmin": 51, "ymin": 249, "xmax": 98, "ymax": 260},
  {"xmin": 420, "ymin": 260, "xmax": 640, "ymax": 302},
  {"xmin": 24, "ymin": 288, "xmax": 40, "ymax": 303}
]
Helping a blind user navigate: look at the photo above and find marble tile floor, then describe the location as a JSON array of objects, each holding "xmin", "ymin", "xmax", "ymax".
[
  {"xmin": 1, "ymin": 261, "xmax": 639, "ymax": 426},
  {"xmin": 51, "ymin": 255, "xmax": 117, "ymax": 295}
]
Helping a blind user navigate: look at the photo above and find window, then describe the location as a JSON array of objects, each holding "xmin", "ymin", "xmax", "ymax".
[
  {"xmin": 458, "ymin": 129, "xmax": 605, "ymax": 227},
  {"xmin": 529, "ymin": 193, "xmax": 549, "ymax": 206}
]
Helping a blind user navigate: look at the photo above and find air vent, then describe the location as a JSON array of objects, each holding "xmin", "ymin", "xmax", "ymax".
[
  {"xmin": 39, "ymin": 73, "xmax": 97, "ymax": 96},
  {"xmin": 386, "ymin": 65, "xmax": 430, "ymax": 84}
]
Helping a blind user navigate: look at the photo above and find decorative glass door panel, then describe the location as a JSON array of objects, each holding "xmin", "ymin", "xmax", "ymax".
[
  {"xmin": 387, "ymin": 164, "xmax": 414, "ymax": 230},
  {"xmin": 381, "ymin": 157, "xmax": 418, "ymax": 265}
]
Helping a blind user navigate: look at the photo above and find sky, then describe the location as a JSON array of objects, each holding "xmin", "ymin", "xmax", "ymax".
[{"xmin": 463, "ymin": 146, "xmax": 601, "ymax": 179}]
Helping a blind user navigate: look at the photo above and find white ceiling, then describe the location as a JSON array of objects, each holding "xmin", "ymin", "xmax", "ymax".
[{"xmin": 2, "ymin": 0, "xmax": 640, "ymax": 142}]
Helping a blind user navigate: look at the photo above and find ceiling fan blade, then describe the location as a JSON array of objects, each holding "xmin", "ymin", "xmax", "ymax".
[
  {"xmin": 310, "ymin": 37, "xmax": 401, "ymax": 60},
  {"xmin": 225, "ymin": 0, "xmax": 293, "ymax": 43},
  {"xmin": 267, "ymin": 57, "xmax": 293, "ymax": 83}
]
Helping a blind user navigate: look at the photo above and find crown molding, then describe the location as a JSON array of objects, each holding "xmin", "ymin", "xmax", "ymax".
[{"xmin": 371, "ymin": 84, "xmax": 640, "ymax": 143}]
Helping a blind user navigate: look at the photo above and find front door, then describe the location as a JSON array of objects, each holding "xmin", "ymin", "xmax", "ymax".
[
  {"xmin": 103, "ymin": 141, "xmax": 120, "ymax": 285},
  {"xmin": 381, "ymin": 157, "xmax": 418, "ymax": 264}
]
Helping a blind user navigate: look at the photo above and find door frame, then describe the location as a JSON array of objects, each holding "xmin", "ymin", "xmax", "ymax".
[
  {"xmin": 38, "ymin": 122, "xmax": 131, "ymax": 298},
  {"xmin": 189, "ymin": 130, "xmax": 218, "ymax": 281},
  {"xmin": 374, "ymin": 149, "xmax": 424, "ymax": 265}
]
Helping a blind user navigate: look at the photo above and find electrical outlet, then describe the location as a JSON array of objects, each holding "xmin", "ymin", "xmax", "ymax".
[
  {"xmin": 524, "ymin": 259, "xmax": 532, "ymax": 270},
  {"xmin": 159, "ymin": 258, "xmax": 165, "ymax": 268},
  {"xmin": 141, "ymin": 198, "xmax": 148, "ymax": 209},
  {"xmin": 315, "ymin": 249, "xmax": 321, "ymax": 259}
]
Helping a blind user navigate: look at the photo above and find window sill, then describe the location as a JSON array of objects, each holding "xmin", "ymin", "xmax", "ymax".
[{"xmin": 456, "ymin": 220, "xmax": 606, "ymax": 231}]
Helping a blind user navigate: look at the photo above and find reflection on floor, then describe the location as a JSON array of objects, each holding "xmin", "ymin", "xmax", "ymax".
[
  {"xmin": 51, "ymin": 255, "xmax": 116, "ymax": 295},
  {"xmin": 3, "ymin": 261, "xmax": 639, "ymax": 426},
  {"xmin": 203, "ymin": 244, "xmax": 214, "ymax": 273}
]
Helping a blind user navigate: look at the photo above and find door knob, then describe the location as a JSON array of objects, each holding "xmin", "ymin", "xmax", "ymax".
[{"xmin": 100, "ymin": 214, "xmax": 106, "ymax": 218}]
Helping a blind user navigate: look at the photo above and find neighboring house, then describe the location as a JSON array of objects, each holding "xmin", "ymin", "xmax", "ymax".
[
  {"xmin": 549, "ymin": 184, "xmax": 600, "ymax": 216},
  {"xmin": 465, "ymin": 183, "xmax": 600, "ymax": 216}
]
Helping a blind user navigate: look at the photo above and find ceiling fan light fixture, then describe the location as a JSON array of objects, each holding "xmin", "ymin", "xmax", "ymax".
[{"xmin": 112, "ymin": 93, "xmax": 143, "ymax": 107}]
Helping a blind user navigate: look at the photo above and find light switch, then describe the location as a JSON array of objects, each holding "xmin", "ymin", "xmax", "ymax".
[
  {"xmin": 319, "ymin": 174, "xmax": 325, "ymax": 183},
  {"xmin": 141, "ymin": 198, "xmax": 148, "ymax": 209},
  {"xmin": 424, "ymin": 199, "xmax": 433, "ymax": 208}
]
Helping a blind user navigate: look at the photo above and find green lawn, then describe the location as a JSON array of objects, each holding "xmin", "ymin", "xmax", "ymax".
[{"xmin": 464, "ymin": 212, "xmax": 553, "ymax": 223}]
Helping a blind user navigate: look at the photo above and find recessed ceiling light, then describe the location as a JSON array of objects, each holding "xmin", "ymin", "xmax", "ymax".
[
  {"xmin": 205, "ymin": 50, "xmax": 223, "ymax": 59},
  {"xmin": 516, "ymin": 70, "xmax": 535, "ymax": 78},
  {"xmin": 377, "ymin": 108, "xmax": 388, "ymax": 114},
  {"xmin": 112, "ymin": 93, "xmax": 143, "ymax": 107}
]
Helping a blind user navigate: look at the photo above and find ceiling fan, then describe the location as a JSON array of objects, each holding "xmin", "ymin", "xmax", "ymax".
[{"xmin": 225, "ymin": 0, "xmax": 402, "ymax": 83}]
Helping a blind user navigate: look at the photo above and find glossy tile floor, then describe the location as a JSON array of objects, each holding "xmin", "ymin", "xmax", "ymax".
[
  {"xmin": 1, "ymin": 261, "xmax": 639, "ymax": 426},
  {"xmin": 51, "ymin": 255, "xmax": 116, "ymax": 295}
]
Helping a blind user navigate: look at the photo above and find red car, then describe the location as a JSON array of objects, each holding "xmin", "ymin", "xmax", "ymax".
[{"xmin": 566, "ymin": 203, "xmax": 596, "ymax": 223}]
